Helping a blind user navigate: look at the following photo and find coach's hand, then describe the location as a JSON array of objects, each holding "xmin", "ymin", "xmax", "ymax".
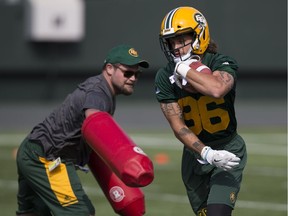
[{"xmin": 200, "ymin": 146, "xmax": 241, "ymax": 171}]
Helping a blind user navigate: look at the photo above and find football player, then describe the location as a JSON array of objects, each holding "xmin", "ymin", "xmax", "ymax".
[{"xmin": 155, "ymin": 6, "xmax": 247, "ymax": 216}]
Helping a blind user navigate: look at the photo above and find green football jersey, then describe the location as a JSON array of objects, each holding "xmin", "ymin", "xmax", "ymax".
[{"xmin": 155, "ymin": 53, "xmax": 239, "ymax": 143}]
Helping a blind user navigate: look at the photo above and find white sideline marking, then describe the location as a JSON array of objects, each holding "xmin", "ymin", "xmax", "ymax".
[
  {"xmin": 1, "ymin": 179, "xmax": 286, "ymax": 212},
  {"xmin": 143, "ymin": 192, "xmax": 287, "ymax": 212},
  {"xmin": 236, "ymin": 200, "xmax": 287, "ymax": 211},
  {"xmin": 1, "ymin": 133, "xmax": 286, "ymax": 156}
]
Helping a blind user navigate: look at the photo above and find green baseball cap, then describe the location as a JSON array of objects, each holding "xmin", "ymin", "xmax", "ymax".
[{"xmin": 105, "ymin": 44, "xmax": 149, "ymax": 68}]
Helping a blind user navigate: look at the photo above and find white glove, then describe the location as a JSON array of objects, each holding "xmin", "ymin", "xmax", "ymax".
[
  {"xmin": 173, "ymin": 68, "xmax": 184, "ymax": 88},
  {"xmin": 173, "ymin": 55, "xmax": 201, "ymax": 88},
  {"xmin": 198, "ymin": 146, "xmax": 241, "ymax": 171}
]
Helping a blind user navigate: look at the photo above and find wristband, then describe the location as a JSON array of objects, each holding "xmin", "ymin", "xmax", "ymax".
[
  {"xmin": 200, "ymin": 146, "xmax": 211, "ymax": 161},
  {"xmin": 176, "ymin": 63, "xmax": 190, "ymax": 78}
]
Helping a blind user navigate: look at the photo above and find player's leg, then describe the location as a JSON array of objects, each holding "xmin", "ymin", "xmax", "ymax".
[
  {"xmin": 197, "ymin": 207, "xmax": 207, "ymax": 216},
  {"xmin": 207, "ymin": 134, "xmax": 247, "ymax": 215},
  {"xmin": 197, "ymin": 204, "xmax": 232, "ymax": 216},
  {"xmin": 207, "ymin": 204, "xmax": 232, "ymax": 216},
  {"xmin": 181, "ymin": 147, "xmax": 214, "ymax": 215}
]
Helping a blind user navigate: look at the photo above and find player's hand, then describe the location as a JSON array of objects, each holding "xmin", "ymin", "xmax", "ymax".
[
  {"xmin": 174, "ymin": 56, "xmax": 199, "ymax": 77},
  {"xmin": 173, "ymin": 68, "xmax": 183, "ymax": 88},
  {"xmin": 200, "ymin": 146, "xmax": 241, "ymax": 171},
  {"xmin": 173, "ymin": 56, "xmax": 201, "ymax": 88}
]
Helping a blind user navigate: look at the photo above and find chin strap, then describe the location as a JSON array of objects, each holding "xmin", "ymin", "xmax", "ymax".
[{"xmin": 173, "ymin": 46, "xmax": 194, "ymax": 63}]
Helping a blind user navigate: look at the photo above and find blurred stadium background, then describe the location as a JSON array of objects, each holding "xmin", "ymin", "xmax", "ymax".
[{"xmin": 0, "ymin": 0, "xmax": 286, "ymax": 215}]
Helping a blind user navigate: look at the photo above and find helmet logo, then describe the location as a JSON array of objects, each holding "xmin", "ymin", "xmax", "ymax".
[
  {"xmin": 193, "ymin": 12, "xmax": 207, "ymax": 52},
  {"xmin": 194, "ymin": 13, "xmax": 207, "ymax": 28},
  {"xmin": 128, "ymin": 48, "xmax": 139, "ymax": 57}
]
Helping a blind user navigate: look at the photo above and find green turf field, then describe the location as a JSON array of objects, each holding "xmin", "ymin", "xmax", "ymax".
[{"xmin": 0, "ymin": 129, "xmax": 286, "ymax": 216}]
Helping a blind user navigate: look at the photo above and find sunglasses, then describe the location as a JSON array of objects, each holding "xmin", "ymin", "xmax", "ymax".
[{"xmin": 114, "ymin": 65, "xmax": 141, "ymax": 78}]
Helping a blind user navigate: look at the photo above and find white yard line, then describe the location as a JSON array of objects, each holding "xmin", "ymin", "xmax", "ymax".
[{"xmin": 2, "ymin": 133, "xmax": 286, "ymax": 156}]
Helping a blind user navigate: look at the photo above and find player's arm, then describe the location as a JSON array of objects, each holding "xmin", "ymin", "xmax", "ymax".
[
  {"xmin": 160, "ymin": 102, "xmax": 205, "ymax": 154},
  {"xmin": 160, "ymin": 101, "xmax": 241, "ymax": 170},
  {"xmin": 186, "ymin": 70, "xmax": 234, "ymax": 98},
  {"xmin": 175, "ymin": 59, "xmax": 234, "ymax": 98}
]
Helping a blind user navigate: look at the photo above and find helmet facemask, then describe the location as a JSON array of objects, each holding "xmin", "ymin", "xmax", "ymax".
[{"xmin": 159, "ymin": 32, "xmax": 196, "ymax": 63}]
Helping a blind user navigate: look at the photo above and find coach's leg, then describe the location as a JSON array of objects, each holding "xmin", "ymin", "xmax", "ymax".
[
  {"xmin": 17, "ymin": 139, "xmax": 94, "ymax": 215},
  {"xmin": 16, "ymin": 140, "xmax": 40, "ymax": 216},
  {"xmin": 38, "ymin": 160, "xmax": 95, "ymax": 215}
]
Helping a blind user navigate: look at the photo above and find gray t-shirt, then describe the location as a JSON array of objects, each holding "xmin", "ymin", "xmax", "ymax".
[{"xmin": 28, "ymin": 74, "xmax": 115, "ymax": 165}]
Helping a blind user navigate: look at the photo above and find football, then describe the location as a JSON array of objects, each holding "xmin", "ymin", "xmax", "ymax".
[
  {"xmin": 189, "ymin": 61, "xmax": 212, "ymax": 74},
  {"xmin": 182, "ymin": 61, "xmax": 212, "ymax": 93}
]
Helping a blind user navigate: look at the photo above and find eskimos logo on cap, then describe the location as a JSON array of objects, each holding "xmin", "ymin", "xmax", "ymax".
[{"xmin": 128, "ymin": 48, "xmax": 139, "ymax": 57}]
